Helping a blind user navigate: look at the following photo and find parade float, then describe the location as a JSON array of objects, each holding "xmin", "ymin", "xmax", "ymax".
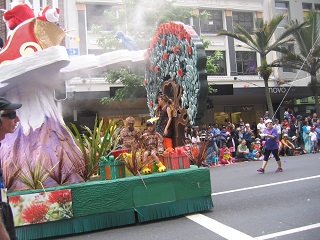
[{"xmin": 0, "ymin": 6, "xmax": 212, "ymax": 240}]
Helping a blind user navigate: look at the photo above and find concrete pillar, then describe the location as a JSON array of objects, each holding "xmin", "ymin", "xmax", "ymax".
[
  {"xmin": 225, "ymin": 9, "xmax": 237, "ymax": 76},
  {"xmin": 76, "ymin": 3, "xmax": 87, "ymax": 55}
]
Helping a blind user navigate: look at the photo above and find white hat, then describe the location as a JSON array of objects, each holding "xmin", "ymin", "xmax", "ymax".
[
  {"xmin": 292, "ymin": 136, "xmax": 297, "ymax": 140},
  {"xmin": 265, "ymin": 119, "xmax": 273, "ymax": 124},
  {"xmin": 245, "ymin": 123, "xmax": 250, "ymax": 127}
]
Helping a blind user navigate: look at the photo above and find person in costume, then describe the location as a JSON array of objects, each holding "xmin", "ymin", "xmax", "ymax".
[
  {"xmin": 2, "ymin": 0, "xmax": 34, "ymax": 30},
  {"xmin": 140, "ymin": 120, "xmax": 166, "ymax": 174},
  {"xmin": 154, "ymin": 93, "xmax": 174, "ymax": 149},
  {"xmin": 119, "ymin": 116, "xmax": 140, "ymax": 150}
]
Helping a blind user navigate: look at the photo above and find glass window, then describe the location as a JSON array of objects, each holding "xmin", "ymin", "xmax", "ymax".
[
  {"xmin": 86, "ymin": 4, "xmax": 113, "ymax": 31},
  {"xmin": 200, "ymin": 10, "xmax": 223, "ymax": 34},
  {"xmin": 275, "ymin": 1, "xmax": 289, "ymax": 27},
  {"xmin": 236, "ymin": 51, "xmax": 257, "ymax": 75},
  {"xmin": 282, "ymin": 45, "xmax": 294, "ymax": 72},
  {"xmin": 315, "ymin": 4, "xmax": 320, "ymax": 10},
  {"xmin": 302, "ymin": 3, "xmax": 312, "ymax": 19},
  {"xmin": 232, "ymin": 12, "xmax": 254, "ymax": 34},
  {"xmin": 206, "ymin": 51, "xmax": 226, "ymax": 76}
]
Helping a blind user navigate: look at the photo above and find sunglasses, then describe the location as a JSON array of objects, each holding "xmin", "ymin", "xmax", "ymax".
[{"xmin": 1, "ymin": 111, "xmax": 17, "ymax": 119}]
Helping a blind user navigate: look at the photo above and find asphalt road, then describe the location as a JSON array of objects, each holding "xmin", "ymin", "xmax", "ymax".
[{"xmin": 52, "ymin": 153, "xmax": 320, "ymax": 240}]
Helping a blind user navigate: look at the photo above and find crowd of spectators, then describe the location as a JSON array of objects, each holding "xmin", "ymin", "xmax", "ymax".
[{"xmin": 184, "ymin": 109, "xmax": 319, "ymax": 167}]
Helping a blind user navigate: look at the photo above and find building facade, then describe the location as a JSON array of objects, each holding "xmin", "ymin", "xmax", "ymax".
[{"xmin": 1, "ymin": 0, "xmax": 319, "ymax": 127}]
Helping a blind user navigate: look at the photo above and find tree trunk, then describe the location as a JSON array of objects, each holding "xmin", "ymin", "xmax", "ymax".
[
  {"xmin": 263, "ymin": 77, "xmax": 274, "ymax": 119},
  {"xmin": 162, "ymin": 79, "xmax": 188, "ymax": 147},
  {"xmin": 311, "ymin": 74, "xmax": 320, "ymax": 114}
]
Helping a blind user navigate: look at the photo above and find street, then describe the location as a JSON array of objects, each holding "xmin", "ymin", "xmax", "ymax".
[{"xmin": 53, "ymin": 153, "xmax": 320, "ymax": 240}]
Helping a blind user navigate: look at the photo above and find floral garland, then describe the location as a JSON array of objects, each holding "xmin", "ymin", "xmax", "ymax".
[{"xmin": 144, "ymin": 21, "xmax": 207, "ymax": 125}]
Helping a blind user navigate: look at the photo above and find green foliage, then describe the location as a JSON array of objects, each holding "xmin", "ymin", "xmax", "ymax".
[
  {"xmin": 101, "ymin": 68, "xmax": 145, "ymax": 105},
  {"xmin": 206, "ymin": 51, "xmax": 223, "ymax": 75},
  {"xmin": 19, "ymin": 160, "xmax": 49, "ymax": 189},
  {"xmin": 92, "ymin": 0, "xmax": 194, "ymax": 50},
  {"xmin": 218, "ymin": 13, "xmax": 305, "ymax": 116},
  {"xmin": 273, "ymin": 10, "xmax": 320, "ymax": 113},
  {"xmin": 66, "ymin": 117, "xmax": 121, "ymax": 181}
]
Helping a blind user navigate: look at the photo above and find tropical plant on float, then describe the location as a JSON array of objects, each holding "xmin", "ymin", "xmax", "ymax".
[
  {"xmin": 218, "ymin": 13, "xmax": 305, "ymax": 118},
  {"xmin": 19, "ymin": 160, "xmax": 49, "ymax": 189},
  {"xmin": 184, "ymin": 140, "xmax": 208, "ymax": 168},
  {"xmin": 2, "ymin": 159, "xmax": 21, "ymax": 190},
  {"xmin": 117, "ymin": 144, "xmax": 154, "ymax": 188},
  {"xmin": 67, "ymin": 117, "xmax": 121, "ymax": 181},
  {"xmin": 272, "ymin": 10, "xmax": 320, "ymax": 114}
]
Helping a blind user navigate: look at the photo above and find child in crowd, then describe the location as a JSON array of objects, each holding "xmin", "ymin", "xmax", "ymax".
[
  {"xmin": 251, "ymin": 138, "xmax": 264, "ymax": 160},
  {"xmin": 309, "ymin": 127, "xmax": 318, "ymax": 153},
  {"xmin": 219, "ymin": 143, "xmax": 234, "ymax": 165},
  {"xmin": 210, "ymin": 150, "xmax": 219, "ymax": 167}
]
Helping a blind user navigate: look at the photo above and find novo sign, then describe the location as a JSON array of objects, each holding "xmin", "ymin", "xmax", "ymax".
[{"xmin": 269, "ymin": 87, "xmax": 287, "ymax": 94}]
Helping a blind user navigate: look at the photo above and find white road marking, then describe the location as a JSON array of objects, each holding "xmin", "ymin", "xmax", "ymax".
[
  {"xmin": 185, "ymin": 176, "xmax": 320, "ymax": 239},
  {"xmin": 212, "ymin": 175, "xmax": 320, "ymax": 196},
  {"xmin": 186, "ymin": 214, "xmax": 255, "ymax": 240},
  {"xmin": 255, "ymin": 223, "xmax": 320, "ymax": 240}
]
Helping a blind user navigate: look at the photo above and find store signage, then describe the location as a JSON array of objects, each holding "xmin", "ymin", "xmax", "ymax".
[
  {"xmin": 209, "ymin": 84, "xmax": 233, "ymax": 95},
  {"xmin": 269, "ymin": 87, "xmax": 287, "ymax": 94},
  {"xmin": 240, "ymin": 106, "xmax": 254, "ymax": 112}
]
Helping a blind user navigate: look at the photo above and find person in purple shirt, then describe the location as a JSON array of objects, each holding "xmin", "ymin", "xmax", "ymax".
[{"xmin": 257, "ymin": 119, "xmax": 283, "ymax": 173}]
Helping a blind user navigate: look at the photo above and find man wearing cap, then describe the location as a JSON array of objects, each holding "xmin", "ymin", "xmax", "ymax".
[
  {"xmin": 120, "ymin": 116, "xmax": 140, "ymax": 150},
  {"xmin": 0, "ymin": 97, "xmax": 21, "ymax": 240}
]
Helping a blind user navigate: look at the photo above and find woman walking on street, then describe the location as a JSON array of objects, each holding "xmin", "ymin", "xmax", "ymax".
[{"xmin": 257, "ymin": 119, "xmax": 283, "ymax": 173}]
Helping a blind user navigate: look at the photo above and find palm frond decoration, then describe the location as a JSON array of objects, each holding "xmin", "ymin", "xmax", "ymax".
[
  {"xmin": 117, "ymin": 145, "xmax": 154, "ymax": 188},
  {"xmin": 2, "ymin": 160, "xmax": 21, "ymax": 190},
  {"xmin": 66, "ymin": 116, "xmax": 121, "ymax": 181},
  {"xmin": 19, "ymin": 160, "xmax": 49, "ymax": 189},
  {"xmin": 184, "ymin": 141, "xmax": 208, "ymax": 168},
  {"xmin": 43, "ymin": 150, "xmax": 74, "ymax": 185}
]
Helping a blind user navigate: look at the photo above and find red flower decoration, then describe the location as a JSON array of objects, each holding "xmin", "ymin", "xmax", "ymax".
[
  {"xmin": 173, "ymin": 46, "xmax": 181, "ymax": 54},
  {"xmin": 144, "ymin": 79, "xmax": 147, "ymax": 85},
  {"xmin": 155, "ymin": 66, "xmax": 160, "ymax": 72},
  {"xmin": 9, "ymin": 195, "xmax": 21, "ymax": 204},
  {"xmin": 187, "ymin": 45, "xmax": 192, "ymax": 55},
  {"xmin": 149, "ymin": 101, "xmax": 153, "ymax": 107},
  {"xmin": 48, "ymin": 190, "xmax": 72, "ymax": 205},
  {"xmin": 161, "ymin": 39, "xmax": 166, "ymax": 45},
  {"xmin": 178, "ymin": 69, "xmax": 184, "ymax": 77},
  {"xmin": 22, "ymin": 202, "xmax": 49, "ymax": 224},
  {"xmin": 162, "ymin": 53, "xmax": 169, "ymax": 60}
]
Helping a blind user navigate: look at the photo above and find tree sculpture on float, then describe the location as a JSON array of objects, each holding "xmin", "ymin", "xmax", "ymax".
[{"xmin": 144, "ymin": 22, "xmax": 208, "ymax": 147}]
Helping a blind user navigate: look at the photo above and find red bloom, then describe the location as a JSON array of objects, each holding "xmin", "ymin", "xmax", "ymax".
[
  {"xmin": 22, "ymin": 202, "xmax": 49, "ymax": 224},
  {"xmin": 155, "ymin": 66, "xmax": 160, "ymax": 73},
  {"xmin": 9, "ymin": 195, "xmax": 21, "ymax": 204},
  {"xmin": 144, "ymin": 79, "xmax": 147, "ymax": 85},
  {"xmin": 161, "ymin": 39, "xmax": 166, "ymax": 45},
  {"xmin": 187, "ymin": 45, "xmax": 192, "ymax": 55},
  {"xmin": 186, "ymin": 34, "xmax": 191, "ymax": 43},
  {"xmin": 48, "ymin": 190, "xmax": 72, "ymax": 205},
  {"xmin": 178, "ymin": 69, "xmax": 184, "ymax": 77},
  {"xmin": 173, "ymin": 46, "xmax": 181, "ymax": 54},
  {"xmin": 162, "ymin": 53, "xmax": 169, "ymax": 60},
  {"xmin": 149, "ymin": 101, "xmax": 153, "ymax": 107}
]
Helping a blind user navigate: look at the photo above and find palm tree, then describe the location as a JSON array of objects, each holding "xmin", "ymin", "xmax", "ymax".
[
  {"xmin": 219, "ymin": 14, "xmax": 305, "ymax": 118},
  {"xmin": 273, "ymin": 11, "xmax": 320, "ymax": 114}
]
